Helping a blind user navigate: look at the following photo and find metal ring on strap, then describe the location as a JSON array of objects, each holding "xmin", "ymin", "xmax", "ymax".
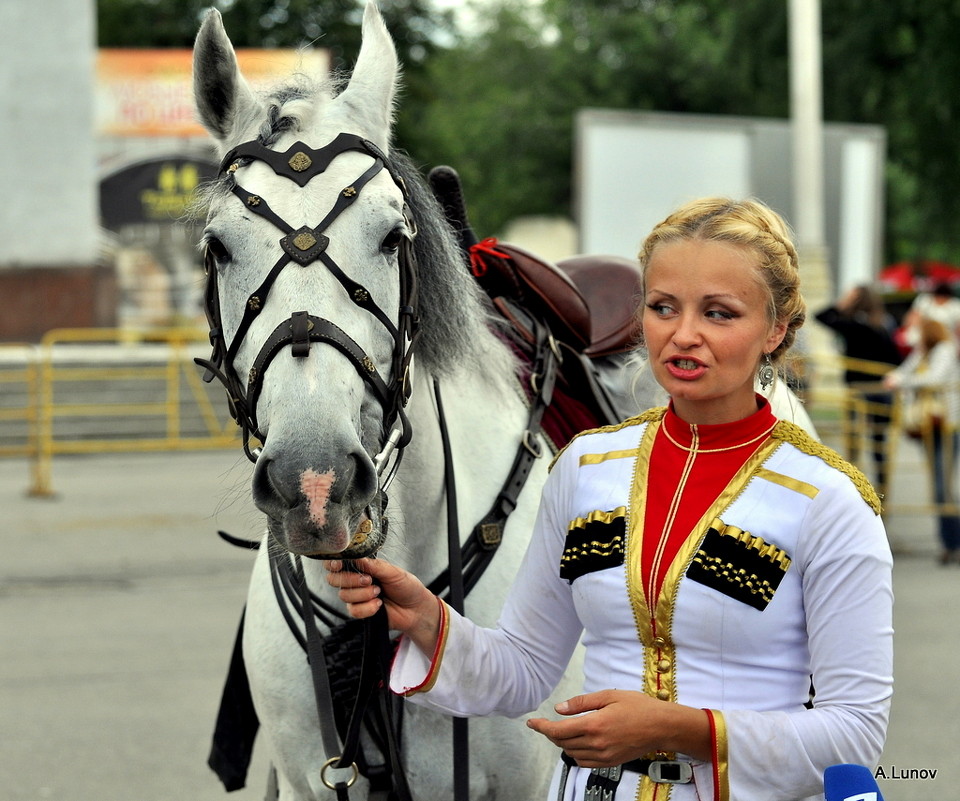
[{"xmin": 320, "ymin": 757, "xmax": 360, "ymax": 790}]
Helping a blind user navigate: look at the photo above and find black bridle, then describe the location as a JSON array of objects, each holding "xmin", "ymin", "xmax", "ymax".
[
  {"xmin": 196, "ymin": 132, "xmax": 420, "ymax": 476},
  {"xmin": 197, "ymin": 131, "xmax": 423, "ymax": 799},
  {"xmin": 199, "ymin": 137, "xmax": 558, "ymax": 800}
]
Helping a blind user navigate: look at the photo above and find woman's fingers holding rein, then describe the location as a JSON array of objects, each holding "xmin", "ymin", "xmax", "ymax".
[
  {"xmin": 324, "ymin": 559, "xmax": 382, "ymax": 617},
  {"xmin": 324, "ymin": 558, "xmax": 375, "ymax": 588}
]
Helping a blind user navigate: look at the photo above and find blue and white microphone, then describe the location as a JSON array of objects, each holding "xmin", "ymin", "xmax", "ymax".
[{"xmin": 823, "ymin": 764, "xmax": 885, "ymax": 801}]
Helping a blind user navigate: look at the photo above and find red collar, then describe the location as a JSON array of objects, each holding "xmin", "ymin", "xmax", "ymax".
[{"xmin": 661, "ymin": 397, "xmax": 777, "ymax": 453}]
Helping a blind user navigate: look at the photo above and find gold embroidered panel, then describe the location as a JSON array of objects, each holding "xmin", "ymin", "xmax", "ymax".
[
  {"xmin": 559, "ymin": 507, "xmax": 627, "ymax": 583},
  {"xmin": 685, "ymin": 518, "xmax": 792, "ymax": 611}
]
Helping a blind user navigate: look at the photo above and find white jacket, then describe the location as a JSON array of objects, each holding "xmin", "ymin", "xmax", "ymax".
[{"xmin": 392, "ymin": 411, "xmax": 894, "ymax": 801}]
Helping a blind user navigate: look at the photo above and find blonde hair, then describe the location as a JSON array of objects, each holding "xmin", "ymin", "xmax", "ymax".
[
  {"xmin": 637, "ymin": 197, "xmax": 806, "ymax": 365},
  {"xmin": 918, "ymin": 317, "xmax": 950, "ymax": 352}
]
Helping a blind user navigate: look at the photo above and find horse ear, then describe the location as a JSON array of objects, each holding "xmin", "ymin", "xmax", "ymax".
[
  {"xmin": 193, "ymin": 9, "xmax": 262, "ymax": 147},
  {"xmin": 330, "ymin": 2, "xmax": 398, "ymax": 150}
]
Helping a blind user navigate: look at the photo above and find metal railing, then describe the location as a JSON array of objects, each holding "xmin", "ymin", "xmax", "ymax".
[
  {"xmin": 0, "ymin": 328, "xmax": 241, "ymax": 496},
  {"xmin": 3, "ymin": 338, "xmax": 957, "ymax": 517},
  {"xmin": 0, "ymin": 344, "xmax": 39, "ymax": 458},
  {"xmin": 819, "ymin": 355, "xmax": 960, "ymax": 517}
]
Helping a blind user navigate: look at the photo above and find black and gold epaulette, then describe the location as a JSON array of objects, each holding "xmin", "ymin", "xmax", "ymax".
[
  {"xmin": 771, "ymin": 420, "xmax": 882, "ymax": 515},
  {"xmin": 548, "ymin": 407, "xmax": 665, "ymax": 472}
]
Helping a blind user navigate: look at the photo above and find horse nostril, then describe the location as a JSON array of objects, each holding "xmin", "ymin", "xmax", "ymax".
[
  {"xmin": 351, "ymin": 449, "xmax": 379, "ymax": 501},
  {"xmin": 326, "ymin": 459, "xmax": 354, "ymax": 505},
  {"xmin": 252, "ymin": 456, "xmax": 295, "ymax": 510}
]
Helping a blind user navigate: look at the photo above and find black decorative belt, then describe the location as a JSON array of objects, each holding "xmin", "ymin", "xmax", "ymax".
[{"xmin": 558, "ymin": 752, "xmax": 693, "ymax": 801}]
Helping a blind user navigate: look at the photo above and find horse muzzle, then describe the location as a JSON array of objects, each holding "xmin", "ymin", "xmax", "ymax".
[{"xmin": 253, "ymin": 449, "xmax": 384, "ymax": 557}]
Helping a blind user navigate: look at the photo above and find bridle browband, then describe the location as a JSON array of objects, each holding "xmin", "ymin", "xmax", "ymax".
[{"xmin": 196, "ymin": 132, "xmax": 420, "ymax": 478}]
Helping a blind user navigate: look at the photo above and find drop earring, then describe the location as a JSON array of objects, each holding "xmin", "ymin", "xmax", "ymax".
[{"xmin": 758, "ymin": 353, "xmax": 775, "ymax": 391}]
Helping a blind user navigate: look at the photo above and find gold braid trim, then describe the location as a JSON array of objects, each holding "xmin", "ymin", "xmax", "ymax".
[
  {"xmin": 548, "ymin": 407, "xmax": 667, "ymax": 472},
  {"xmin": 709, "ymin": 518, "xmax": 793, "ymax": 570},
  {"xmin": 708, "ymin": 709, "xmax": 730, "ymax": 801},
  {"xmin": 771, "ymin": 420, "xmax": 882, "ymax": 515}
]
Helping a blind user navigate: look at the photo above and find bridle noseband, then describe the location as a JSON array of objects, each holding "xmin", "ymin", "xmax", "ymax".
[{"xmin": 196, "ymin": 132, "xmax": 420, "ymax": 480}]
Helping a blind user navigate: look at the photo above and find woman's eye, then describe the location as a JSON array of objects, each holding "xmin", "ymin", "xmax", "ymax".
[
  {"xmin": 706, "ymin": 309, "xmax": 736, "ymax": 321},
  {"xmin": 380, "ymin": 227, "xmax": 404, "ymax": 254},
  {"xmin": 646, "ymin": 302, "xmax": 673, "ymax": 316},
  {"xmin": 204, "ymin": 237, "xmax": 231, "ymax": 272}
]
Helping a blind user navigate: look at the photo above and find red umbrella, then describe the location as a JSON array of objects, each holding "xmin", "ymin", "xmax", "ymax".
[{"xmin": 877, "ymin": 260, "xmax": 960, "ymax": 293}]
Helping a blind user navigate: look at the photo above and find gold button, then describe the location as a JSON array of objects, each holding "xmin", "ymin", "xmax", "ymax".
[
  {"xmin": 656, "ymin": 658, "xmax": 672, "ymax": 673},
  {"xmin": 293, "ymin": 232, "xmax": 318, "ymax": 251},
  {"xmin": 656, "ymin": 689, "xmax": 670, "ymax": 701},
  {"xmin": 289, "ymin": 151, "xmax": 313, "ymax": 172},
  {"xmin": 652, "ymin": 637, "xmax": 667, "ymax": 649}
]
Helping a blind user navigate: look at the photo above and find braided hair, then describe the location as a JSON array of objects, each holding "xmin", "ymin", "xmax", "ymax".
[{"xmin": 637, "ymin": 197, "xmax": 806, "ymax": 365}]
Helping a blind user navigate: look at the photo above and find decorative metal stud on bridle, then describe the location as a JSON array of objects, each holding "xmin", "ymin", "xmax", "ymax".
[{"xmin": 196, "ymin": 132, "xmax": 420, "ymax": 487}]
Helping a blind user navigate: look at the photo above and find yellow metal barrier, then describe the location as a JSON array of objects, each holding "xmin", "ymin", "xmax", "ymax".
[
  {"xmin": 0, "ymin": 344, "xmax": 40, "ymax": 458},
  {"xmin": 9, "ymin": 334, "xmax": 959, "ymax": 520},
  {"xmin": 24, "ymin": 327, "xmax": 240, "ymax": 496},
  {"xmin": 820, "ymin": 355, "xmax": 960, "ymax": 517}
]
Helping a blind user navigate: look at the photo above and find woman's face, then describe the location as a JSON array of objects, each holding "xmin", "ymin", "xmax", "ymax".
[{"xmin": 642, "ymin": 238, "xmax": 787, "ymax": 425}]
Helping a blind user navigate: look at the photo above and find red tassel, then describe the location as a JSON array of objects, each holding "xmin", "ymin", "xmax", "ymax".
[{"xmin": 469, "ymin": 237, "xmax": 510, "ymax": 277}]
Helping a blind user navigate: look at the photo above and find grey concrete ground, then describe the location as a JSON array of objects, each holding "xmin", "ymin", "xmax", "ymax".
[{"xmin": 1, "ymin": 446, "xmax": 957, "ymax": 801}]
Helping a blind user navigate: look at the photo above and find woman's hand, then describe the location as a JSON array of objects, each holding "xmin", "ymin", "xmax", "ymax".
[
  {"xmin": 325, "ymin": 557, "xmax": 442, "ymax": 653},
  {"xmin": 526, "ymin": 690, "xmax": 711, "ymax": 767}
]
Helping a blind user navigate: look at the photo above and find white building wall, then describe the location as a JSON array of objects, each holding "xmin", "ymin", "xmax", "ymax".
[{"xmin": 0, "ymin": 0, "xmax": 99, "ymax": 266}]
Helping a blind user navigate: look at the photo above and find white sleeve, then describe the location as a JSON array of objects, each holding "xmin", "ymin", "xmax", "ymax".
[
  {"xmin": 889, "ymin": 348, "xmax": 921, "ymax": 383},
  {"xmin": 721, "ymin": 478, "xmax": 894, "ymax": 800},
  {"xmin": 389, "ymin": 448, "xmax": 584, "ymax": 717},
  {"xmin": 897, "ymin": 341, "xmax": 956, "ymax": 388}
]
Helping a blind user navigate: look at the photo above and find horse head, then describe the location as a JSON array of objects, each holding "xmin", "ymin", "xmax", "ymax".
[{"xmin": 192, "ymin": 4, "xmax": 417, "ymax": 558}]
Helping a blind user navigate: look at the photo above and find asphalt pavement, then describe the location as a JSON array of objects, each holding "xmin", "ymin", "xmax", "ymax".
[{"xmin": 1, "ymin": 447, "xmax": 957, "ymax": 801}]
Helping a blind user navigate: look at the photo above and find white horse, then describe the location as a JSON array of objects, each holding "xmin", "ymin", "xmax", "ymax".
[
  {"xmin": 193, "ymin": 5, "xmax": 582, "ymax": 799},
  {"xmin": 192, "ymin": 6, "xmax": 817, "ymax": 800}
]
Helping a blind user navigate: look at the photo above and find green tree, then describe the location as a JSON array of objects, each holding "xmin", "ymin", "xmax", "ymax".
[
  {"xmin": 413, "ymin": 0, "xmax": 960, "ymax": 265},
  {"xmin": 400, "ymin": 2, "xmax": 580, "ymax": 236},
  {"xmin": 821, "ymin": 0, "xmax": 960, "ymax": 264},
  {"xmin": 98, "ymin": 0, "xmax": 960, "ymax": 266},
  {"xmin": 404, "ymin": 0, "xmax": 794, "ymax": 236}
]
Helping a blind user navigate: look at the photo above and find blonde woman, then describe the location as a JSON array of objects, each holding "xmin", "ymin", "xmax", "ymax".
[{"xmin": 329, "ymin": 198, "xmax": 893, "ymax": 801}]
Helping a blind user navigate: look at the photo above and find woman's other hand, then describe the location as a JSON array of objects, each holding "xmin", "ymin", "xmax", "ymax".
[{"xmin": 526, "ymin": 690, "xmax": 711, "ymax": 767}]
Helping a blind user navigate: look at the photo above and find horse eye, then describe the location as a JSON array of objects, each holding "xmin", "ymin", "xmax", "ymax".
[
  {"xmin": 204, "ymin": 237, "xmax": 232, "ymax": 272},
  {"xmin": 380, "ymin": 227, "xmax": 404, "ymax": 254}
]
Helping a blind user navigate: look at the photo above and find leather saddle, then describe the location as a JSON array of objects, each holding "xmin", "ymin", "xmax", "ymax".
[
  {"xmin": 469, "ymin": 239, "xmax": 642, "ymax": 360},
  {"xmin": 468, "ymin": 238, "xmax": 642, "ymax": 443},
  {"xmin": 427, "ymin": 164, "xmax": 642, "ymax": 443}
]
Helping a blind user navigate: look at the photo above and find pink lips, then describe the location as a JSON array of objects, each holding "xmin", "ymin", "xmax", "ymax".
[{"xmin": 664, "ymin": 357, "xmax": 707, "ymax": 380}]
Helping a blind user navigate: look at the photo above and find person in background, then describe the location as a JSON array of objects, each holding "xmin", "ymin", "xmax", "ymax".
[
  {"xmin": 901, "ymin": 280, "xmax": 960, "ymax": 348},
  {"xmin": 328, "ymin": 197, "xmax": 893, "ymax": 800},
  {"xmin": 815, "ymin": 285, "xmax": 903, "ymax": 500},
  {"xmin": 884, "ymin": 317, "xmax": 960, "ymax": 564}
]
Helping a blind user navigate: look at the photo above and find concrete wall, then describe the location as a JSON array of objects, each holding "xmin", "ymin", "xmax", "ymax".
[
  {"xmin": 0, "ymin": 0, "xmax": 107, "ymax": 339},
  {"xmin": 0, "ymin": 0, "xmax": 99, "ymax": 266}
]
